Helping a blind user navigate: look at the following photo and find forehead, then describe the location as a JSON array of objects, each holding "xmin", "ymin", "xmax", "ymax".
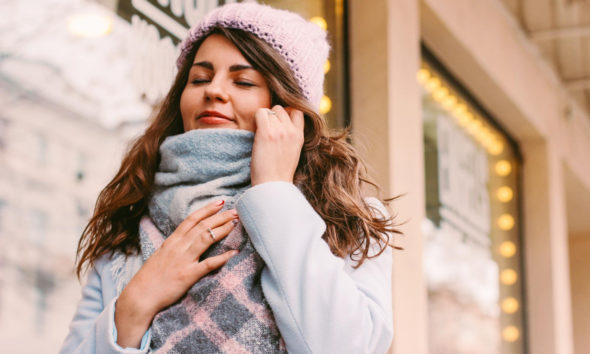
[{"xmin": 193, "ymin": 34, "xmax": 248, "ymax": 65}]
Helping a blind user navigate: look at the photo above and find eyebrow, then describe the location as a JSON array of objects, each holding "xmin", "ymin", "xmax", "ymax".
[{"xmin": 192, "ymin": 61, "xmax": 254, "ymax": 72}]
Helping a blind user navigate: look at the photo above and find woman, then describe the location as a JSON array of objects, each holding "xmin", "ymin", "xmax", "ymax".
[{"xmin": 61, "ymin": 3, "xmax": 398, "ymax": 353}]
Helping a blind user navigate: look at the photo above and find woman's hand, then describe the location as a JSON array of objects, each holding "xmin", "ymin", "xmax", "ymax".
[
  {"xmin": 250, "ymin": 105, "xmax": 305, "ymax": 186},
  {"xmin": 114, "ymin": 200, "xmax": 238, "ymax": 348}
]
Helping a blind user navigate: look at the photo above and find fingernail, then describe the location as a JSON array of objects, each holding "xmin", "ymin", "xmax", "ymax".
[
  {"xmin": 230, "ymin": 209, "xmax": 238, "ymax": 217},
  {"xmin": 232, "ymin": 219, "xmax": 239, "ymax": 225},
  {"xmin": 216, "ymin": 200, "xmax": 225, "ymax": 206},
  {"xmin": 231, "ymin": 250, "xmax": 239, "ymax": 256}
]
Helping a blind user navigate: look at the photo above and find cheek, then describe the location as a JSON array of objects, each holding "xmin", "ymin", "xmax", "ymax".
[
  {"xmin": 252, "ymin": 89, "xmax": 271, "ymax": 112},
  {"xmin": 179, "ymin": 89, "xmax": 193, "ymax": 125},
  {"xmin": 249, "ymin": 92, "xmax": 271, "ymax": 119}
]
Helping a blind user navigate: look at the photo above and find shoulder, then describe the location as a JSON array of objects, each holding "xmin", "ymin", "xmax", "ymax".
[
  {"xmin": 363, "ymin": 196, "xmax": 391, "ymax": 220},
  {"xmin": 345, "ymin": 196, "xmax": 394, "ymax": 262},
  {"xmin": 84, "ymin": 251, "xmax": 143, "ymax": 301}
]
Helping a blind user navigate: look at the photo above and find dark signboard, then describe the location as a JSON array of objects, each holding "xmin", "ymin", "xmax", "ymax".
[{"xmin": 116, "ymin": 0, "xmax": 243, "ymax": 43}]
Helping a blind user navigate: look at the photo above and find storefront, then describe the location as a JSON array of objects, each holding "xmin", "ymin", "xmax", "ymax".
[
  {"xmin": 349, "ymin": 1, "xmax": 590, "ymax": 354},
  {"xmin": 420, "ymin": 52, "xmax": 526, "ymax": 353}
]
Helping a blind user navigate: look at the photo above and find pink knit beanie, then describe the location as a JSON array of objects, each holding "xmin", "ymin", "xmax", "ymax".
[{"xmin": 176, "ymin": 2, "xmax": 330, "ymax": 111}]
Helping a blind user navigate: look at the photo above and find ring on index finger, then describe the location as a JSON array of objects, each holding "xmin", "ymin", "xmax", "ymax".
[{"xmin": 207, "ymin": 227, "xmax": 216, "ymax": 241}]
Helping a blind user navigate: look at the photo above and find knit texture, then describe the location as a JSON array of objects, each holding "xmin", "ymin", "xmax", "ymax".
[
  {"xmin": 141, "ymin": 128, "xmax": 286, "ymax": 353},
  {"xmin": 176, "ymin": 2, "xmax": 330, "ymax": 111}
]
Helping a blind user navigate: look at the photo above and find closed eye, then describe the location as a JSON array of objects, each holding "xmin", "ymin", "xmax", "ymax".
[
  {"xmin": 235, "ymin": 81, "xmax": 256, "ymax": 87},
  {"xmin": 192, "ymin": 79, "xmax": 210, "ymax": 84}
]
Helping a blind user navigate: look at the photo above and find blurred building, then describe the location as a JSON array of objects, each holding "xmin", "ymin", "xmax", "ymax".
[
  {"xmin": 0, "ymin": 73, "xmax": 133, "ymax": 352},
  {"xmin": 0, "ymin": 1, "xmax": 147, "ymax": 352},
  {"xmin": 1, "ymin": 0, "xmax": 589, "ymax": 353}
]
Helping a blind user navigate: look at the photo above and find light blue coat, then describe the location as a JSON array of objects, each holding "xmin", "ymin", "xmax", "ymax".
[{"xmin": 60, "ymin": 182, "xmax": 394, "ymax": 353}]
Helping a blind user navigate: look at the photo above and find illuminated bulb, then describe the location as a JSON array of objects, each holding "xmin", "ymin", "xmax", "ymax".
[
  {"xmin": 467, "ymin": 119, "xmax": 483, "ymax": 136},
  {"xmin": 433, "ymin": 87, "xmax": 449, "ymax": 102},
  {"xmin": 499, "ymin": 241, "xmax": 516, "ymax": 258},
  {"xmin": 417, "ymin": 69, "xmax": 430, "ymax": 84},
  {"xmin": 324, "ymin": 60, "xmax": 331, "ymax": 74},
  {"xmin": 453, "ymin": 103, "xmax": 467, "ymax": 118},
  {"xmin": 320, "ymin": 95, "xmax": 332, "ymax": 115},
  {"xmin": 426, "ymin": 77, "xmax": 441, "ymax": 92},
  {"xmin": 502, "ymin": 326, "xmax": 520, "ymax": 342},
  {"xmin": 442, "ymin": 95, "xmax": 458, "ymax": 110},
  {"xmin": 457, "ymin": 111, "xmax": 474, "ymax": 127},
  {"xmin": 482, "ymin": 130, "xmax": 496, "ymax": 148},
  {"xmin": 502, "ymin": 297, "xmax": 519, "ymax": 314},
  {"xmin": 498, "ymin": 214, "xmax": 515, "ymax": 231},
  {"xmin": 453, "ymin": 103, "xmax": 467, "ymax": 114},
  {"xmin": 456, "ymin": 113, "xmax": 469, "ymax": 126},
  {"xmin": 497, "ymin": 186, "xmax": 514, "ymax": 202},
  {"xmin": 68, "ymin": 13, "xmax": 113, "ymax": 37},
  {"xmin": 309, "ymin": 16, "xmax": 327, "ymax": 30},
  {"xmin": 500, "ymin": 269, "xmax": 518, "ymax": 285},
  {"xmin": 495, "ymin": 160, "xmax": 512, "ymax": 176},
  {"xmin": 488, "ymin": 138, "xmax": 505, "ymax": 155},
  {"xmin": 475, "ymin": 126, "xmax": 490, "ymax": 144}
]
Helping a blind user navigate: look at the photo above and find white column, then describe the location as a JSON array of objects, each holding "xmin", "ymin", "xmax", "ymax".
[
  {"xmin": 522, "ymin": 140, "xmax": 574, "ymax": 354},
  {"xmin": 349, "ymin": 0, "xmax": 428, "ymax": 353}
]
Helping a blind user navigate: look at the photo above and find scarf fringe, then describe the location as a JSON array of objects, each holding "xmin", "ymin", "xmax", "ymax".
[{"xmin": 110, "ymin": 251, "xmax": 144, "ymax": 295}]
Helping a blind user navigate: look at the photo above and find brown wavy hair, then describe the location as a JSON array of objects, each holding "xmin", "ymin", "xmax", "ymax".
[{"xmin": 75, "ymin": 27, "xmax": 401, "ymax": 278}]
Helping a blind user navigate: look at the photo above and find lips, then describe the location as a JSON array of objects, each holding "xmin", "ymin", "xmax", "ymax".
[
  {"xmin": 197, "ymin": 110, "xmax": 234, "ymax": 125},
  {"xmin": 198, "ymin": 110, "xmax": 231, "ymax": 120}
]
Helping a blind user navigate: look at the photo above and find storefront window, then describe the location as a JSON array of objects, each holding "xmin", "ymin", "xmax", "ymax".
[
  {"xmin": 419, "ymin": 54, "xmax": 526, "ymax": 354},
  {"xmin": 115, "ymin": 0, "xmax": 348, "ymax": 128}
]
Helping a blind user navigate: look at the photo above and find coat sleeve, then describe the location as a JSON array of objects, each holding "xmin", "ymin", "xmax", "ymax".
[
  {"xmin": 59, "ymin": 256, "xmax": 151, "ymax": 354},
  {"xmin": 236, "ymin": 182, "xmax": 394, "ymax": 354}
]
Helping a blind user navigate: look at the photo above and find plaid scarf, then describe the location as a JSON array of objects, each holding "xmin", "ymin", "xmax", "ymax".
[{"xmin": 140, "ymin": 129, "xmax": 286, "ymax": 353}]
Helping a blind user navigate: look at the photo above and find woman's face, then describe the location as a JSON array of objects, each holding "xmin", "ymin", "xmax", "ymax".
[{"xmin": 180, "ymin": 34, "xmax": 271, "ymax": 132}]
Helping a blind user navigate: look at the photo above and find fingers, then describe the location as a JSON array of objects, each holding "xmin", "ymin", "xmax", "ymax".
[
  {"xmin": 254, "ymin": 108, "xmax": 271, "ymax": 132},
  {"xmin": 190, "ymin": 250, "xmax": 239, "ymax": 281},
  {"xmin": 289, "ymin": 108, "xmax": 304, "ymax": 132},
  {"xmin": 270, "ymin": 105, "xmax": 288, "ymax": 123},
  {"xmin": 197, "ymin": 208, "xmax": 238, "ymax": 232},
  {"xmin": 270, "ymin": 106, "xmax": 304, "ymax": 131},
  {"xmin": 175, "ymin": 199, "xmax": 225, "ymax": 235},
  {"xmin": 258, "ymin": 105, "xmax": 304, "ymax": 134},
  {"xmin": 187, "ymin": 216, "xmax": 237, "ymax": 255}
]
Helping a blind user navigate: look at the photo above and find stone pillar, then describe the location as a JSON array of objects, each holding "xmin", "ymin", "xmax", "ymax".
[
  {"xmin": 522, "ymin": 140, "xmax": 574, "ymax": 354},
  {"xmin": 349, "ymin": 0, "xmax": 428, "ymax": 353}
]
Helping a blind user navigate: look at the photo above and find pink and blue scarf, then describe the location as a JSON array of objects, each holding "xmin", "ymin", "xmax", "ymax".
[{"xmin": 136, "ymin": 129, "xmax": 285, "ymax": 353}]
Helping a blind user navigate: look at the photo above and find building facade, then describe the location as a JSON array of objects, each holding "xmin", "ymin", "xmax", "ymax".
[{"xmin": 348, "ymin": 1, "xmax": 590, "ymax": 353}]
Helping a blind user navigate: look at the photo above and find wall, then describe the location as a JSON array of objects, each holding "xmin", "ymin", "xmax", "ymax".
[{"xmin": 568, "ymin": 233, "xmax": 590, "ymax": 354}]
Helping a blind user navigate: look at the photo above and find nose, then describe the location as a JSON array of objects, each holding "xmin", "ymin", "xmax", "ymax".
[{"xmin": 204, "ymin": 76, "xmax": 229, "ymax": 103}]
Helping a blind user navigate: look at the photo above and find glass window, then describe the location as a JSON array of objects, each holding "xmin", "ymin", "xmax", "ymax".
[
  {"xmin": 419, "ymin": 54, "xmax": 525, "ymax": 354},
  {"xmin": 0, "ymin": 117, "xmax": 7, "ymax": 150},
  {"xmin": 115, "ymin": 0, "xmax": 348, "ymax": 128},
  {"xmin": 0, "ymin": 199, "xmax": 5, "ymax": 231},
  {"xmin": 28, "ymin": 209, "xmax": 48, "ymax": 247},
  {"xmin": 75, "ymin": 152, "xmax": 86, "ymax": 182},
  {"xmin": 35, "ymin": 132, "xmax": 48, "ymax": 165}
]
